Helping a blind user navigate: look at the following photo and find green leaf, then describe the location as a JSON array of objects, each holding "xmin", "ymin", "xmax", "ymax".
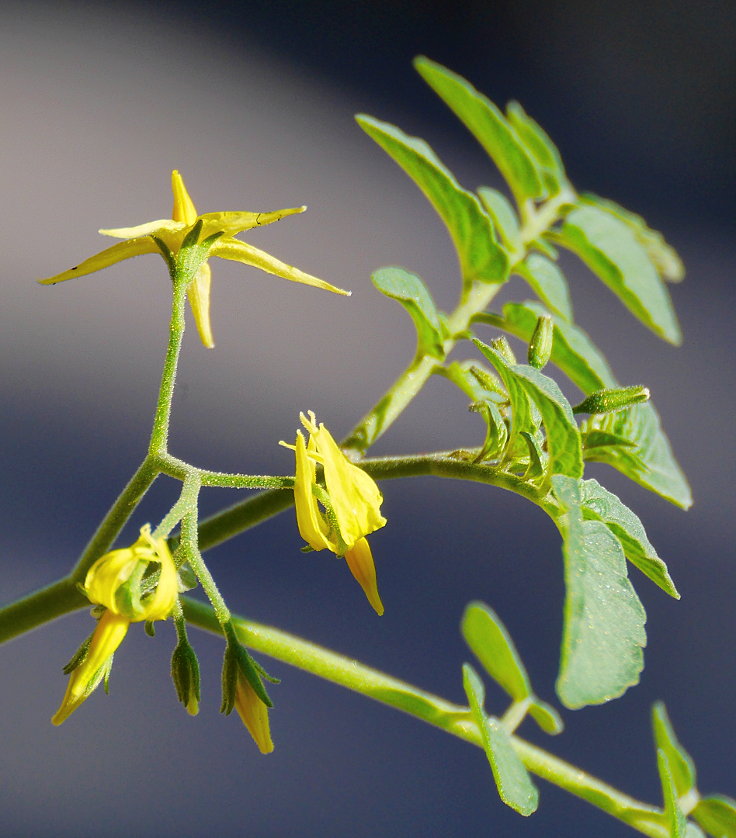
[
  {"xmin": 500, "ymin": 301, "xmax": 616, "ymax": 393},
  {"xmin": 580, "ymin": 479, "xmax": 679, "ymax": 598},
  {"xmin": 693, "ymin": 795, "xmax": 736, "ymax": 837},
  {"xmin": 506, "ymin": 101, "xmax": 568, "ymax": 197},
  {"xmin": 477, "ymin": 186, "xmax": 521, "ymax": 251},
  {"xmin": 474, "ymin": 340, "xmax": 583, "ymax": 478},
  {"xmin": 372, "ymin": 266, "xmax": 445, "ymax": 359},
  {"xmin": 652, "ymin": 703, "xmax": 696, "ymax": 795},
  {"xmin": 581, "ymin": 193, "xmax": 685, "ymax": 283},
  {"xmin": 414, "ymin": 56, "xmax": 544, "ymax": 204},
  {"xmin": 552, "ymin": 476, "xmax": 647, "ymax": 708},
  {"xmin": 528, "ymin": 699, "xmax": 564, "ymax": 735},
  {"xmin": 462, "ymin": 664, "xmax": 539, "ymax": 816},
  {"xmin": 462, "ymin": 602, "xmax": 531, "ymax": 701},
  {"xmin": 583, "ymin": 430, "xmax": 637, "ymax": 450},
  {"xmin": 658, "ymin": 749, "xmax": 688, "ymax": 838},
  {"xmin": 583, "ymin": 403, "xmax": 693, "ymax": 509},
  {"xmin": 356, "ymin": 115, "xmax": 509, "ymax": 286},
  {"xmin": 558, "ymin": 204, "xmax": 682, "ymax": 344},
  {"xmin": 515, "ymin": 255, "xmax": 573, "ymax": 322}
]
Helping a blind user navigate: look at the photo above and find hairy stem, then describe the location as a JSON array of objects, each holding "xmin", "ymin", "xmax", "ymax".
[{"xmin": 183, "ymin": 597, "xmax": 667, "ymax": 837}]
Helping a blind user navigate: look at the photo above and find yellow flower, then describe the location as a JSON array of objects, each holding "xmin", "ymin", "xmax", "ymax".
[
  {"xmin": 283, "ymin": 411, "xmax": 386, "ymax": 614},
  {"xmin": 39, "ymin": 170, "xmax": 349, "ymax": 348},
  {"xmin": 233, "ymin": 670, "xmax": 274, "ymax": 755},
  {"xmin": 52, "ymin": 525, "xmax": 178, "ymax": 725}
]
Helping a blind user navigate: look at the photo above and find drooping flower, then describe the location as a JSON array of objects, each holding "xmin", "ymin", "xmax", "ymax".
[
  {"xmin": 282, "ymin": 411, "xmax": 387, "ymax": 614},
  {"xmin": 39, "ymin": 170, "xmax": 349, "ymax": 348},
  {"xmin": 52, "ymin": 525, "xmax": 178, "ymax": 725}
]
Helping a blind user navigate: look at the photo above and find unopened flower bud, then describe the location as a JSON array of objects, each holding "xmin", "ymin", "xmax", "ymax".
[
  {"xmin": 171, "ymin": 639, "xmax": 201, "ymax": 716},
  {"xmin": 573, "ymin": 385, "xmax": 650, "ymax": 416},
  {"xmin": 527, "ymin": 315, "xmax": 553, "ymax": 369},
  {"xmin": 490, "ymin": 336, "xmax": 517, "ymax": 365}
]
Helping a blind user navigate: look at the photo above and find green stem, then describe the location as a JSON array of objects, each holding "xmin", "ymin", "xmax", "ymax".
[
  {"xmin": 70, "ymin": 457, "xmax": 159, "ymax": 582},
  {"xmin": 182, "ymin": 597, "xmax": 667, "ymax": 838},
  {"xmin": 149, "ymin": 272, "xmax": 188, "ymax": 456},
  {"xmin": 181, "ymin": 511, "xmax": 230, "ymax": 625},
  {"xmin": 0, "ymin": 578, "xmax": 85, "ymax": 644}
]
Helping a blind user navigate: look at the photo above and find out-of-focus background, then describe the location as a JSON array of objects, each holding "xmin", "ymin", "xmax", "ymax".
[{"xmin": 1, "ymin": 1, "xmax": 734, "ymax": 835}]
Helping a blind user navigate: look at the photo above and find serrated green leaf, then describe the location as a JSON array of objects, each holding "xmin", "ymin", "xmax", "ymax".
[
  {"xmin": 462, "ymin": 602, "xmax": 531, "ymax": 701},
  {"xmin": 477, "ymin": 186, "xmax": 521, "ymax": 251},
  {"xmin": 528, "ymin": 699, "xmax": 564, "ymax": 735},
  {"xmin": 515, "ymin": 255, "xmax": 573, "ymax": 321},
  {"xmin": 652, "ymin": 703, "xmax": 696, "ymax": 795},
  {"xmin": 474, "ymin": 340, "xmax": 583, "ymax": 478},
  {"xmin": 506, "ymin": 101, "xmax": 567, "ymax": 197},
  {"xmin": 500, "ymin": 301, "xmax": 616, "ymax": 393},
  {"xmin": 583, "ymin": 403, "xmax": 692, "ymax": 509},
  {"xmin": 583, "ymin": 430, "xmax": 637, "ymax": 450},
  {"xmin": 558, "ymin": 205, "xmax": 682, "ymax": 344},
  {"xmin": 693, "ymin": 795, "xmax": 736, "ymax": 837},
  {"xmin": 372, "ymin": 266, "xmax": 445, "ymax": 359},
  {"xmin": 462, "ymin": 664, "xmax": 539, "ymax": 816},
  {"xmin": 414, "ymin": 56, "xmax": 544, "ymax": 204},
  {"xmin": 356, "ymin": 115, "xmax": 509, "ymax": 287},
  {"xmin": 552, "ymin": 476, "xmax": 646, "ymax": 708},
  {"xmin": 521, "ymin": 431, "xmax": 545, "ymax": 479},
  {"xmin": 658, "ymin": 749, "xmax": 688, "ymax": 837},
  {"xmin": 581, "ymin": 480, "xmax": 679, "ymax": 598},
  {"xmin": 581, "ymin": 193, "xmax": 685, "ymax": 283}
]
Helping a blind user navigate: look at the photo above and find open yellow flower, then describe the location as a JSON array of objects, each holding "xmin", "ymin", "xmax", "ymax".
[
  {"xmin": 39, "ymin": 170, "xmax": 349, "ymax": 348},
  {"xmin": 282, "ymin": 411, "xmax": 387, "ymax": 614},
  {"xmin": 52, "ymin": 525, "xmax": 178, "ymax": 725}
]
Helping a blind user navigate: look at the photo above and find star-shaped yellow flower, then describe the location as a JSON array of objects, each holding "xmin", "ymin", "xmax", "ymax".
[
  {"xmin": 282, "ymin": 411, "xmax": 386, "ymax": 614},
  {"xmin": 39, "ymin": 170, "xmax": 349, "ymax": 348}
]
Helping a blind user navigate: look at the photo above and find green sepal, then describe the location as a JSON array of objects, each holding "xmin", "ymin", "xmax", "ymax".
[
  {"xmin": 692, "ymin": 795, "xmax": 736, "ymax": 837},
  {"xmin": 372, "ymin": 266, "xmax": 445, "ymax": 359},
  {"xmin": 62, "ymin": 631, "xmax": 94, "ymax": 675},
  {"xmin": 658, "ymin": 749, "xmax": 688, "ymax": 838},
  {"xmin": 221, "ymin": 635, "xmax": 274, "ymax": 714},
  {"xmin": 580, "ymin": 480, "xmax": 679, "ymax": 598},
  {"xmin": 462, "ymin": 663, "xmax": 539, "ymax": 816},
  {"xmin": 506, "ymin": 100, "xmax": 568, "ymax": 197},
  {"xmin": 356, "ymin": 114, "xmax": 509, "ymax": 287},
  {"xmin": 414, "ymin": 57, "xmax": 544, "ymax": 204},
  {"xmin": 477, "ymin": 187, "xmax": 521, "ymax": 251},
  {"xmin": 552, "ymin": 475, "xmax": 647, "ymax": 709},
  {"xmin": 652, "ymin": 703, "xmax": 697, "ymax": 795},
  {"xmin": 557, "ymin": 204, "xmax": 682, "ymax": 344},
  {"xmin": 144, "ymin": 620, "xmax": 156, "ymax": 637},
  {"xmin": 580, "ymin": 193, "xmax": 684, "ymax": 282},
  {"xmin": 515, "ymin": 255, "xmax": 573, "ymax": 322},
  {"xmin": 151, "ymin": 236, "xmax": 176, "ymax": 277}
]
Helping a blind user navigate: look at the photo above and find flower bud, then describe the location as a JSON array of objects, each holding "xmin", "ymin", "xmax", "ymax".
[
  {"xmin": 527, "ymin": 315, "xmax": 553, "ymax": 369},
  {"xmin": 573, "ymin": 385, "xmax": 650, "ymax": 416},
  {"xmin": 171, "ymin": 639, "xmax": 201, "ymax": 716},
  {"xmin": 490, "ymin": 336, "xmax": 517, "ymax": 365}
]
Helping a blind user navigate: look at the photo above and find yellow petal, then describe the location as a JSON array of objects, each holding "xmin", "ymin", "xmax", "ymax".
[
  {"xmin": 186, "ymin": 262, "xmax": 215, "ymax": 348},
  {"xmin": 313, "ymin": 424, "xmax": 386, "ymax": 548},
  {"xmin": 293, "ymin": 432, "xmax": 335, "ymax": 551},
  {"xmin": 234, "ymin": 673, "xmax": 274, "ymax": 754},
  {"xmin": 344, "ymin": 538, "xmax": 384, "ymax": 615},
  {"xmin": 198, "ymin": 206, "xmax": 305, "ymax": 238},
  {"xmin": 98, "ymin": 219, "xmax": 184, "ymax": 239},
  {"xmin": 211, "ymin": 238, "xmax": 350, "ymax": 296},
  {"xmin": 51, "ymin": 611, "xmax": 130, "ymax": 725},
  {"xmin": 38, "ymin": 237, "xmax": 161, "ymax": 285},
  {"xmin": 171, "ymin": 170, "xmax": 198, "ymax": 225},
  {"xmin": 139, "ymin": 533, "xmax": 178, "ymax": 621}
]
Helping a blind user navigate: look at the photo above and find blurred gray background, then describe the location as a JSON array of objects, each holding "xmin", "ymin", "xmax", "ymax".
[{"xmin": 1, "ymin": 1, "xmax": 734, "ymax": 836}]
